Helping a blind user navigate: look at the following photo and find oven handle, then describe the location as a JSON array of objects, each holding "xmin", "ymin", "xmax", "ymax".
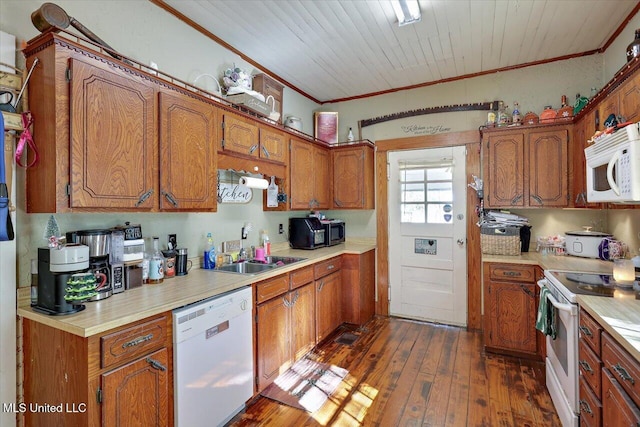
[{"xmin": 537, "ymin": 280, "xmax": 578, "ymax": 315}]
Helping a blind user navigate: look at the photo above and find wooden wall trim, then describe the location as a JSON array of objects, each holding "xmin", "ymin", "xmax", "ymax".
[{"xmin": 375, "ymin": 130, "xmax": 482, "ymax": 331}]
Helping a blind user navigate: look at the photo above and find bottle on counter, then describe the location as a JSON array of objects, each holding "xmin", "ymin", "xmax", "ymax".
[
  {"xmin": 141, "ymin": 239, "xmax": 150, "ymax": 284},
  {"xmin": 148, "ymin": 237, "xmax": 165, "ymax": 284},
  {"xmin": 262, "ymin": 230, "xmax": 271, "ymax": 256},
  {"xmin": 203, "ymin": 233, "xmax": 216, "ymax": 269},
  {"xmin": 512, "ymin": 102, "xmax": 521, "ymax": 125},
  {"xmin": 347, "ymin": 127, "xmax": 355, "ymax": 142}
]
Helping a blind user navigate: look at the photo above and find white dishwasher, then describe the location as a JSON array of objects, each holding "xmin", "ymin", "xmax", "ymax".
[{"xmin": 173, "ymin": 286, "xmax": 253, "ymax": 427}]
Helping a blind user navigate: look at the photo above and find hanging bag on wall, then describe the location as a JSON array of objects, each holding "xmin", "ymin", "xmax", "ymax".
[{"xmin": 0, "ymin": 111, "xmax": 15, "ymax": 241}]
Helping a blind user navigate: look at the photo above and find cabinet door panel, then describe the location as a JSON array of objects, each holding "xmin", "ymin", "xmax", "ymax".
[
  {"xmin": 69, "ymin": 59, "xmax": 156, "ymax": 209},
  {"xmin": 528, "ymin": 129, "xmax": 569, "ymax": 207},
  {"xmin": 333, "ymin": 148, "xmax": 364, "ymax": 209},
  {"xmin": 256, "ymin": 296, "xmax": 291, "ymax": 391},
  {"xmin": 485, "ymin": 282, "xmax": 537, "ymax": 354},
  {"xmin": 313, "ymin": 146, "xmax": 331, "ymax": 209},
  {"xmin": 484, "ymin": 133, "xmax": 525, "ymax": 208},
  {"xmin": 291, "ymin": 283, "xmax": 316, "ymax": 361},
  {"xmin": 102, "ymin": 348, "xmax": 169, "ymax": 427},
  {"xmin": 159, "ymin": 91, "xmax": 217, "ymax": 211},
  {"xmin": 259, "ymin": 127, "xmax": 287, "ymax": 164},
  {"xmin": 222, "ymin": 112, "xmax": 259, "ymax": 157},
  {"xmin": 290, "ymin": 139, "xmax": 314, "ymax": 209},
  {"xmin": 316, "ymin": 271, "xmax": 341, "ymax": 342}
]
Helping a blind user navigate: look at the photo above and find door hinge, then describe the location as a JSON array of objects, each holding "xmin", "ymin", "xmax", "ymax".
[
  {"xmin": 386, "ymin": 163, "xmax": 390, "ymax": 181},
  {"xmin": 221, "ymin": 139, "xmax": 225, "ymax": 148},
  {"xmin": 221, "ymin": 121, "xmax": 225, "ymax": 130},
  {"xmin": 66, "ymin": 183, "xmax": 71, "ymax": 196},
  {"xmin": 96, "ymin": 387, "xmax": 102, "ymax": 404},
  {"xmin": 255, "ymin": 375, "xmax": 259, "ymax": 387},
  {"xmin": 254, "ymin": 314, "xmax": 258, "ymax": 323},
  {"xmin": 388, "ymin": 286, "xmax": 391, "ymax": 301},
  {"xmin": 65, "ymin": 68, "xmax": 71, "ymax": 82}
]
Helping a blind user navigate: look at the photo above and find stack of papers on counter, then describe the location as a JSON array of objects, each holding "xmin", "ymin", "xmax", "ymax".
[{"xmin": 480, "ymin": 210, "xmax": 530, "ymax": 227}]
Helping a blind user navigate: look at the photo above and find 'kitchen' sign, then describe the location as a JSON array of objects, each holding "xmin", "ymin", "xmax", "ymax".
[{"xmin": 218, "ymin": 183, "xmax": 253, "ymax": 204}]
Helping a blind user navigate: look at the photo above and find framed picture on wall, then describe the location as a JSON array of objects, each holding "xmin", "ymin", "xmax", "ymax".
[{"xmin": 314, "ymin": 111, "xmax": 339, "ymax": 144}]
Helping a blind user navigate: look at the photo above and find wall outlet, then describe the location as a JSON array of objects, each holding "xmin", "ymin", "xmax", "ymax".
[{"xmin": 279, "ymin": 224, "xmax": 284, "ymax": 234}]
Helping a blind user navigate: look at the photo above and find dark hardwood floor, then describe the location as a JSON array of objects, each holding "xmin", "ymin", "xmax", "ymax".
[{"xmin": 230, "ymin": 316, "xmax": 561, "ymax": 426}]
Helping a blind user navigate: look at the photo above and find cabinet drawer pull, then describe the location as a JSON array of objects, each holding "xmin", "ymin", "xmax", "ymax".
[
  {"xmin": 578, "ymin": 326, "xmax": 593, "ymax": 338},
  {"xmin": 146, "ymin": 357, "xmax": 167, "ymax": 371},
  {"xmin": 612, "ymin": 363, "xmax": 635, "ymax": 384},
  {"xmin": 122, "ymin": 333, "xmax": 153, "ymax": 349},
  {"xmin": 579, "ymin": 360, "xmax": 593, "ymax": 374},
  {"xmin": 503, "ymin": 271, "xmax": 521, "ymax": 277},
  {"xmin": 579, "ymin": 399, "xmax": 592, "ymax": 415},
  {"xmin": 327, "ymin": 265, "xmax": 335, "ymax": 270}
]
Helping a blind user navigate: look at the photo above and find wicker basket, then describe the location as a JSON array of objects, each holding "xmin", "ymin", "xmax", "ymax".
[{"xmin": 480, "ymin": 226, "xmax": 521, "ymax": 256}]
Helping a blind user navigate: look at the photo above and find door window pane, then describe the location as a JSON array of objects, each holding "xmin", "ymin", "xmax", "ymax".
[{"xmin": 400, "ymin": 164, "xmax": 453, "ymax": 224}]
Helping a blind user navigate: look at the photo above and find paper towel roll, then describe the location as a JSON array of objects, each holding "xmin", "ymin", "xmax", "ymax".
[{"xmin": 239, "ymin": 176, "xmax": 269, "ymax": 189}]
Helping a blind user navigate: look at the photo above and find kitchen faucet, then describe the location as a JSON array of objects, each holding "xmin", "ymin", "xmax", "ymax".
[{"xmin": 239, "ymin": 222, "xmax": 252, "ymax": 261}]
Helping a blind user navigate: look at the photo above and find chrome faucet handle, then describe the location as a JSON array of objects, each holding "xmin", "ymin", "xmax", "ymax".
[{"xmin": 238, "ymin": 247, "xmax": 247, "ymax": 261}]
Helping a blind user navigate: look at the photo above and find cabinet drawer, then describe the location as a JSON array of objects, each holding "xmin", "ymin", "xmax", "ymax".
[
  {"xmin": 579, "ymin": 376, "xmax": 602, "ymax": 427},
  {"xmin": 579, "ymin": 339, "xmax": 603, "ymax": 399},
  {"xmin": 602, "ymin": 367, "xmax": 640, "ymax": 425},
  {"xmin": 488, "ymin": 264, "xmax": 535, "ymax": 283},
  {"xmin": 101, "ymin": 316, "xmax": 168, "ymax": 369},
  {"xmin": 290, "ymin": 266, "xmax": 314, "ymax": 289},
  {"xmin": 314, "ymin": 257, "xmax": 342, "ymax": 279},
  {"xmin": 602, "ymin": 332, "xmax": 640, "ymax": 408},
  {"xmin": 256, "ymin": 273, "xmax": 289, "ymax": 304},
  {"xmin": 579, "ymin": 310, "xmax": 602, "ymax": 355}
]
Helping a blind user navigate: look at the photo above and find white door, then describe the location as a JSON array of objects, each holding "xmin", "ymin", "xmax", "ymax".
[{"xmin": 388, "ymin": 146, "xmax": 467, "ymax": 326}]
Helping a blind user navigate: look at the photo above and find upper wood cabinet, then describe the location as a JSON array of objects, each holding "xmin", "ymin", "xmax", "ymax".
[
  {"xmin": 220, "ymin": 111, "xmax": 260, "ymax": 157},
  {"xmin": 158, "ymin": 91, "xmax": 218, "ymax": 211},
  {"xmin": 69, "ymin": 58, "xmax": 158, "ymax": 210},
  {"xmin": 332, "ymin": 144, "xmax": 375, "ymax": 209},
  {"xmin": 290, "ymin": 138, "xmax": 331, "ymax": 210},
  {"xmin": 483, "ymin": 125, "xmax": 569, "ymax": 208},
  {"xmin": 259, "ymin": 126, "xmax": 287, "ymax": 164},
  {"xmin": 571, "ymin": 111, "xmax": 602, "ymax": 208}
]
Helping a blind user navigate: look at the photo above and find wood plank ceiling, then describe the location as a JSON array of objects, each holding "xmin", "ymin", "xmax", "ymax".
[{"xmin": 156, "ymin": 0, "xmax": 640, "ymax": 103}]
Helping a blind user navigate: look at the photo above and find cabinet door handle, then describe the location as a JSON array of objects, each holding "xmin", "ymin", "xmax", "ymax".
[
  {"xmin": 578, "ymin": 325, "xmax": 593, "ymax": 338},
  {"xmin": 135, "ymin": 189, "xmax": 153, "ymax": 207},
  {"xmin": 579, "ymin": 399, "xmax": 592, "ymax": 415},
  {"xmin": 579, "ymin": 360, "xmax": 593, "ymax": 374},
  {"xmin": 522, "ymin": 286, "xmax": 534, "ymax": 297},
  {"xmin": 146, "ymin": 357, "xmax": 167, "ymax": 371},
  {"xmin": 291, "ymin": 290, "xmax": 299, "ymax": 306},
  {"xmin": 612, "ymin": 363, "xmax": 635, "ymax": 384},
  {"xmin": 249, "ymin": 144, "xmax": 258, "ymax": 154},
  {"xmin": 261, "ymin": 145, "xmax": 270, "ymax": 158},
  {"xmin": 162, "ymin": 191, "xmax": 178, "ymax": 207},
  {"xmin": 318, "ymin": 280, "xmax": 325, "ymax": 292},
  {"xmin": 510, "ymin": 194, "xmax": 523, "ymax": 205},
  {"xmin": 122, "ymin": 333, "xmax": 153, "ymax": 349},
  {"xmin": 334, "ymin": 199, "xmax": 343, "ymax": 207},
  {"xmin": 531, "ymin": 194, "xmax": 543, "ymax": 205}
]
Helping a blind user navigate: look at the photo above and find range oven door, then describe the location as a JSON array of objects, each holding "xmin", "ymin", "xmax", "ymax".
[{"xmin": 538, "ymin": 279, "xmax": 579, "ymax": 427}]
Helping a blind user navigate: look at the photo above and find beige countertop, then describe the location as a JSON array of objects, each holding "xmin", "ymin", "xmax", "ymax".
[
  {"xmin": 18, "ymin": 240, "xmax": 376, "ymax": 337},
  {"xmin": 577, "ymin": 295, "xmax": 640, "ymax": 362}
]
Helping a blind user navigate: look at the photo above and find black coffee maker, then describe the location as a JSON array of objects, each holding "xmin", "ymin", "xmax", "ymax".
[{"xmin": 34, "ymin": 245, "xmax": 90, "ymax": 315}]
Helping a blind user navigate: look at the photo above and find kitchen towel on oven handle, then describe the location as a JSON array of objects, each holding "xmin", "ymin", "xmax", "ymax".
[
  {"xmin": 535, "ymin": 286, "xmax": 557, "ymax": 339},
  {"xmin": 0, "ymin": 111, "xmax": 15, "ymax": 241}
]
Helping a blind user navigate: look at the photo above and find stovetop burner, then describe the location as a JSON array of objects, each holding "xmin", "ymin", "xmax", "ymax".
[{"xmin": 546, "ymin": 270, "xmax": 640, "ymax": 302}]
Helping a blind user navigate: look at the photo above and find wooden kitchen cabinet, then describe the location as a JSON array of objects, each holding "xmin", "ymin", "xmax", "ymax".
[
  {"xmin": 290, "ymin": 138, "xmax": 331, "ymax": 210},
  {"xmin": 23, "ymin": 313, "xmax": 173, "ymax": 426},
  {"xmin": 259, "ymin": 126, "xmax": 287, "ymax": 164},
  {"xmin": 571, "ymin": 112, "xmax": 602, "ymax": 208},
  {"xmin": 252, "ymin": 73, "xmax": 283, "ymax": 123},
  {"xmin": 315, "ymin": 257, "xmax": 342, "ymax": 343},
  {"xmin": 220, "ymin": 110, "xmax": 260, "ymax": 156},
  {"xmin": 158, "ymin": 90, "xmax": 218, "ymax": 211},
  {"xmin": 254, "ymin": 271, "xmax": 316, "ymax": 392},
  {"xmin": 578, "ymin": 308, "xmax": 604, "ymax": 426},
  {"xmin": 483, "ymin": 263, "xmax": 540, "ymax": 358},
  {"xmin": 341, "ymin": 250, "xmax": 376, "ymax": 325},
  {"xmin": 483, "ymin": 125, "xmax": 569, "ymax": 208},
  {"xmin": 332, "ymin": 143, "xmax": 375, "ymax": 209}
]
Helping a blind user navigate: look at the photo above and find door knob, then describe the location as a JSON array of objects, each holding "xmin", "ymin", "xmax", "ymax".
[{"xmin": 457, "ymin": 239, "xmax": 465, "ymax": 246}]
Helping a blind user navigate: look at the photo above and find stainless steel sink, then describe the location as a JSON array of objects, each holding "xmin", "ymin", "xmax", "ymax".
[
  {"xmin": 215, "ymin": 256, "xmax": 307, "ymax": 275},
  {"xmin": 215, "ymin": 262, "xmax": 277, "ymax": 275}
]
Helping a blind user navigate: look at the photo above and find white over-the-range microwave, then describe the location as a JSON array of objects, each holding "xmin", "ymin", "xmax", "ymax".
[{"xmin": 585, "ymin": 121, "xmax": 640, "ymax": 203}]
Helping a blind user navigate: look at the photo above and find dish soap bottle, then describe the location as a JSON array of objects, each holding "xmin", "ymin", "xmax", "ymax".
[
  {"xmin": 347, "ymin": 127, "xmax": 355, "ymax": 142},
  {"xmin": 262, "ymin": 230, "xmax": 271, "ymax": 256},
  {"xmin": 267, "ymin": 176, "xmax": 278, "ymax": 208},
  {"xmin": 203, "ymin": 233, "xmax": 216, "ymax": 269},
  {"xmin": 148, "ymin": 237, "xmax": 165, "ymax": 284}
]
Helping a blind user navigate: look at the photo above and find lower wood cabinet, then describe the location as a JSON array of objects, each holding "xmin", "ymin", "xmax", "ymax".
[
  {"xmin": 23, "ymin": 313, "xmax": 172, "ymax": 426},
  {"xmin": 314, "ymin": 257, "xmax": 342, "ymax": 343},
  {"xmin": 255, "ymin": 272, "xmax": 316, "ymax": 392},
  {"xmin": 341, "ymin": 249, "xmax": 376, "ymax": 325},
  {"xmin": 483, "ymin": 263, "xmax": 541, "ymax": 358}
]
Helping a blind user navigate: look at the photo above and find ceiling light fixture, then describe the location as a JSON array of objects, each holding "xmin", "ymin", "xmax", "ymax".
[{"xmin": 391, "ymin": 0, "xmax": 421, "ymax": 27}]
